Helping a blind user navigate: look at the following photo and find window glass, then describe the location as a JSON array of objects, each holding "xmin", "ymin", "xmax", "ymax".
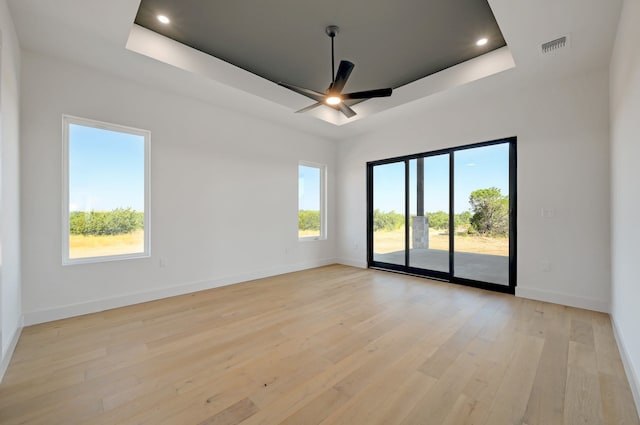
[
  {"xmin": 298, "ymin": 163, "xmax": 325, "ymax": 240},
  {"xmin": 63, "ymin": 116, "xmax": 150, "ymax": 264}
]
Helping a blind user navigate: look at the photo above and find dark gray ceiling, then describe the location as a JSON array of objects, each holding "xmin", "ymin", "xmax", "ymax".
[{"xmin": 134, "ymin": 0, "xmax": 506, "ymax": 95}]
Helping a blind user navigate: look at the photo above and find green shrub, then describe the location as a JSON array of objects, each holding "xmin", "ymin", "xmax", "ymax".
[
  {"xmin": 426, "ymin": 211, "xmax": 448, "ymax": 230},
  {"xmin": 423, "ymin": 211, "xmax": 471, "ymax": 230},
  {"xmin": 69, "ymin": 208, "xmax": 144, "ymax": 235},
  {"xmin": 299, "ymin": 210, "xmax": 321, "ymax": 231},
  {"xmin": 373, "ymin": 209, "xmax": 405, "ymax": 231},
  {"xmin": 455, "ymin": 211, "xmax": 472, "ymax": 228}
]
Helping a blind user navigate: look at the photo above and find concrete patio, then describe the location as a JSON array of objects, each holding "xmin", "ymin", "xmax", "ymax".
[{"xmin": 374, "ymin": 248, "xmax": 509, "ymax": 285}]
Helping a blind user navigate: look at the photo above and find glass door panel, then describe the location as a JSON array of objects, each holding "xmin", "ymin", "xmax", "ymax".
[
  {"xmin": 372, "ymin": 162, "xmax": 406, "ymax": 265},
  {"xmin": 409, "ymin": 155, "xmax": 450, "ymax": 272},
  {"xmin": 453, "ymin": 144, "xmax": 510, "ymax": 285}
]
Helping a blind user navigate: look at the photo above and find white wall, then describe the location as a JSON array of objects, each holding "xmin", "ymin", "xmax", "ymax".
[
  {"xmin": 337, "ymin": 67, "xmax": 612, "ymax": 313},
  {"xmin": 20, "ymin": 51, "xmax": 337, "ymax": 324},
  {"xmin": 610, "ymin": 0, "xmax": 640, "ymax": 412},
  {"xmin": 0, "ymin": 0, "xmax": 21, "ymax": 379}
]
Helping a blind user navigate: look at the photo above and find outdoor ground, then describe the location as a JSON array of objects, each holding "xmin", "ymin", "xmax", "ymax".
[
  {"xmin": 69, "ymin": 230, "xmax": 145, "ymax": 258},
  {"xmin": 374, "ymin": 227, "xmax": 508, "ymax": 256},
  {"xmin": 71, "ymin": 228, "xmax": 506, "ymax": 259},
  {"xmin": 298, "ymin": 230, "xmax": 321, "ymax": 238}
]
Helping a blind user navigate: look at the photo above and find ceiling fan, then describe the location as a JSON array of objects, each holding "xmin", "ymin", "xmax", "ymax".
[{"xmin": 278, "ymin": 26, "xmax": 393, "ymax": 118}]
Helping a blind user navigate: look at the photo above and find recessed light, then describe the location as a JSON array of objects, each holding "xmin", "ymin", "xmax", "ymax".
[
  {"xmin": 476, "ymin": 37, "xmax": 488, "ymax": 46},
  {"xmin": 326, "ymin": 96, "xmax": 342, "ymax": 105},
  {"xmin": 157, "ymin": 15, "xmax": 170, "ymax": 24}
]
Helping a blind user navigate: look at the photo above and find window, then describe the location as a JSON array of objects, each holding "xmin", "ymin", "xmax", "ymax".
[
  {"xmin": 62, "ymin": 115, "xmax": 150, "ymax": 264},
  {"xmin": 298, "ymin": 161, "xmax": 326, "ymax": 240}
]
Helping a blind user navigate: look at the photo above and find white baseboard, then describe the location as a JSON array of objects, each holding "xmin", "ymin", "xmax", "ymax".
[
  {"xmin": 0, "ymin": 325, "xmax": 23, "ymax": 383},
  {"xmin": 23, "ymin": 258, "xmax": 338, "ymax": 326},
  {"xmin": 337, "ymin": 258, "xmax": 367, "ymax": 268},
  {"xmin": 611, "ymin": 316, "xmax": 640, "ymax": 419},
  {"xmin": 515, "ymin": 286, "xmax": 609, "ymax": 313}
]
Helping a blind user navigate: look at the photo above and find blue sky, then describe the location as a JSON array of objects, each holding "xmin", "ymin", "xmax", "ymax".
[
  {"xmin": 69, "ymin": 124, "xmax": 145, "ymax": 212},
  {"xmin": 69, "ymin": 124, "xmax": 505, "ymax": 216},
  {"xmin": 299, "ymin": 165, "xmax": 320, "ymax": 210},
  {"xmin": 374, "ymin": 143, "xmax": 509, "ymax": 214}
]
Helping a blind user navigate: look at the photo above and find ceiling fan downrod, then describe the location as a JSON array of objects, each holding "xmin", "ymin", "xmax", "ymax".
[{"xmin": 326, "ymin": 25, "xmax": 339, "ymax": 85}]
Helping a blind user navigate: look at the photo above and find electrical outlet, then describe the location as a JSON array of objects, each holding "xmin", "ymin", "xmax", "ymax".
[
  {"xmin": 540, "ymin": 260, "xmax": 551, "ymax": 272},
  {"xmin": 541, "ymin": 208, "xmax": 555, "ymax": 218}
]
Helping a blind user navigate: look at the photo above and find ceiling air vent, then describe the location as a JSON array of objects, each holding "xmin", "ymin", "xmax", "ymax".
[{"xmin": 541, "ymin": 35, "xmax": 570, "ymax": 55}]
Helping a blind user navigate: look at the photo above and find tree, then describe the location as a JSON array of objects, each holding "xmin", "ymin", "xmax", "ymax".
[{"xmin": 468, "ymin": 187, "xmax": 509, "ymax": 236}]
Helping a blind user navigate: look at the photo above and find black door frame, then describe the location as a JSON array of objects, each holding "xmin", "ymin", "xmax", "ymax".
[{"xmin": 366, "ymin": 137, "xmax": 517, "ymax": 294}]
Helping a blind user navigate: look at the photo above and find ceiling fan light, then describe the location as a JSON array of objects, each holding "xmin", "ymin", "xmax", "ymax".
[
  {"xmin": 476, "ymin": 37, "xmax": 488, "ymax": 46},
  {"xmin": 157, "ymin": 15, "xmax": 170, "ymax": 24},
  {"xmin": 326, "ymin": 96, "xmax": 342, "ymax": 105}
]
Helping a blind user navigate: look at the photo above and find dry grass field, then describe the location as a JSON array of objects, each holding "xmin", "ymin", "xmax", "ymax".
[
  {"xmin": 70, "ymin": 230, "xmax": 144, "ymax": 258},
  {"xmin": 71, "ymin": 228, "xmax": 505, "ymax": 259},
  {"xmin": 374, "ymin": 228, "xmax": 508, "ymax": 256},
  {"xmin": 299, "ymin": 229, "xmax": 321, "ymax": 238}
]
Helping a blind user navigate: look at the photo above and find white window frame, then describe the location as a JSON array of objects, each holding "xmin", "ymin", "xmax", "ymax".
[
  {"xmin": 298, "ymin": 160, "xmax": 327, "ymax": 241},
  {"xmin": 62, "ymin": 115, "xmax": 151, "ymax": 265}
]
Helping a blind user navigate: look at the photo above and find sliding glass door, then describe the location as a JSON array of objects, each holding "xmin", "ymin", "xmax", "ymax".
[
  {"xmin": 453, "ymin": 144, "xmax": 510, "ymax": 285},
  {"xmin": 367, "ymin": 138, "xmax": 516, "ymax": 293},
  {"xmin": 372, "ymin": 162, "xmax": 406, "ymax": 266}
]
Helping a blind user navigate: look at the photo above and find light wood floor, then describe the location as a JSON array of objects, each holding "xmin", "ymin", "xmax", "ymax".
[{"xmin": 1, "ymin": 265, "xmax": 638, "ymax": 425}]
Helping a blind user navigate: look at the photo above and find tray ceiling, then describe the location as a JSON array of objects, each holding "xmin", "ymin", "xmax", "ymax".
[{"xmin": 132, "ymin": 0, "xmax": 508, "ymax": 123}]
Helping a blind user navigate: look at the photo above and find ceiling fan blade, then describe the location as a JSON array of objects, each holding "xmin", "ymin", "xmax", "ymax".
[
  {"xmin": 337, "ymin": 103, "xmax": 357, "ymax": 118},
  {"xmin": 295, "ymin": 102, "xmax": 323, "ymax": 114},
  {"xmin": 343, "ymin": 88, "xmax": 393, "ymax": 99},
  {"xmin": 331, "ymin": 60, "xmax": 355, "ymax": 94},
  {"xmin": 278, "ymin": 82, "xmax": 325, "ymax": 102}
]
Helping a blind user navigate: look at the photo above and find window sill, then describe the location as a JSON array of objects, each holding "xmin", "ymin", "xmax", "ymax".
[
  {"xmin": 298, "ymin": 236, "xmax": 327, "ymax": 242},
  {"xmin": 63, "ymin": 252, "xmax": 150, "ymax": 266}
]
